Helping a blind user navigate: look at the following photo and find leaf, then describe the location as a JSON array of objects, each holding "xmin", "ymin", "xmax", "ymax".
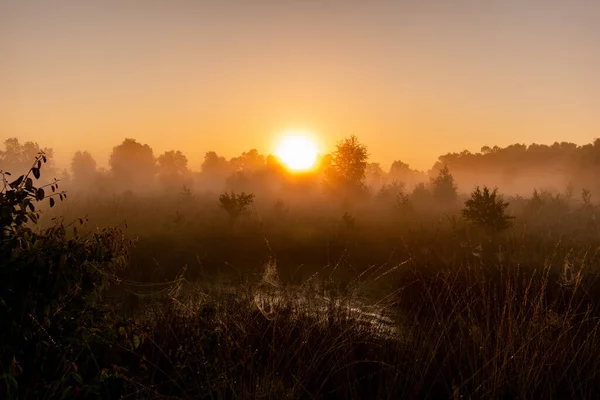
[
  {"xmin": 72, "ymin": 371, "xmax": 83, "ymax": 385},
  {"xmin": 9, "ymin": 175, "xmax": 24, "ymax": 188},
  {"xmin": 59, "ymin": 194, "xmax": 63, "ymax": 201},
  {"xmin": 27, "ymin": 202, "xmax": 35, "ymax": 212},
  {"xmin": 0, "ymin": 374, "xmax": 18, "ymax": 391},
  {"xmin": 133, "ymin": 334, "xmax": 140, "ymax": 349},
  {"xmin": 59, "ymin": 386, "xmax": 73, "ymax": 400},
  {"xmin": 32, "ymin": 168, "xmax": 40, "ymax": 180},
  {"xmin": 51, "ymin": 185, "xmax": 55, "ymax": 192},
  {"xmin": 42, "ymin": 155, "xmax": 47, "ymax": 163},
  {"xmin": 49, "ymin": 198, "xmax": 55, "ymax": 208},
  {"xmin": 36, "ymin": 188, "xmax": 45, "ymax": 200},
  {"xmin": 37, "ymin": 160, "xmax": 42, "ymax": 169}
]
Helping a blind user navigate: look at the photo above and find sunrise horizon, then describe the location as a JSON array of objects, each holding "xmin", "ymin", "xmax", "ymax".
[
  {"xmin": 3, "ymin": 1, "xmax": 600, "ymax": 173},
  {"xmin": 4, "ymin": 2, "xmax": 600, "ymax": 398}
]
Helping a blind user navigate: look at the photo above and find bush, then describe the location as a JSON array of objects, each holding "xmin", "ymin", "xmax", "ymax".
[
  {"xmin": 462, "ymin": 186, "xmax": 513, "ymax": 231},
  {"xmin": 1, "ymin": 154, "xmax": 134, "ymax": 398},
  {"xmin": 219, "ymin": 191, "xmax": 255, "ymax": 225}
]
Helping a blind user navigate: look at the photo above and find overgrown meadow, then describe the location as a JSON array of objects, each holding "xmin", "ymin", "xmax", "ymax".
[{"xmin": 3, "ymin": 137, "xmax": 600, "ymax": 399}]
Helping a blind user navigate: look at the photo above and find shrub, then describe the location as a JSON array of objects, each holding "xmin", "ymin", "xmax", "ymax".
[
  {"xmin": 219, "ymin": 191, "xmax": 255, "ymax": 225},
  {"xmin": 431, "ymin": 165, "xmax": 458, "ymax": 204},
  {"xmin": 462, "ymin": 186, "xmax": 513, "ymax": 231},
  {"xmin": 1, "ymin": 153, "xmax": 134, "ymax": 398}
]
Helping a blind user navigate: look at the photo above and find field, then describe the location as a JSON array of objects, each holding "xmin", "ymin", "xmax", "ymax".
[
  {"xmin": 3, "ymin": 147, "xmax": 600, "ymax": 399},
  {"xmin": 5, "ymin": 2, "xmax": 600, "ymax": 398}
]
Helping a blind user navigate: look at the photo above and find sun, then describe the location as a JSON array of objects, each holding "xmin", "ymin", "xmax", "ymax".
[{"xmin": 275, "ymin": 133, "xmax": 319, "ymax": 172}]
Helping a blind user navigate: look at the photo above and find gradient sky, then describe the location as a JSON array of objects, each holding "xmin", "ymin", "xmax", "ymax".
[{"xmin": 2, "ymin": 0, "xmax": 600, "ymax": 171}]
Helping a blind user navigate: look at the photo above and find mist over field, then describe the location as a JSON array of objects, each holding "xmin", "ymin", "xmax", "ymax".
[
  {"xmin": 4, "ymin": 1, "xmax": 600, "ymax": 398},
  {"xmin": 3, "ymin": 134, "xmax": 600, "ymax": 399}
]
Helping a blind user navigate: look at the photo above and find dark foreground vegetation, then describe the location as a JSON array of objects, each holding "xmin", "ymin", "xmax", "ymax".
[{"xmin": 3, "ymin": 137, "xmax": 600, "ymax": 399}]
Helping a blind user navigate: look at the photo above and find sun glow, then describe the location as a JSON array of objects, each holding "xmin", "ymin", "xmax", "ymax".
[{"xmin": 275, "ymin": 133, "xmax": 319, "ymax": 172}]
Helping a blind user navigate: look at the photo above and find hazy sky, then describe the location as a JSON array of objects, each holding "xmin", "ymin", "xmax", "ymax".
[{"xmin": 2, "ymin": 0, "xmax": 600, "ymax": 171}]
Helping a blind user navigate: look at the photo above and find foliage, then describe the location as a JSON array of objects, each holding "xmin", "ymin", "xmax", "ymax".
[
  {"xmin": 325, "ymin": 135, "xmax": 369, "ymax": 197},
  {"xmin": 365, "ymin": 162, "xmax": 385, "ymax": 186},
  {"xmin": 582, "ymin": 188, "xmax": 593, "ymax": 207},
  {"xmin": 109, "ymin": 138, "xmax": 156, "ymax": 188},
  {"xmin": 430, "ymin": 165, "xmax": 458, "ymax": 203},
  {"xmin": 230, "ymin": 149, "xmax": 265, "ymax": 172},
  {"xmin": 432, "ymin": 140, "xmax": 600, "ymax": 193},
  {"xmin": 218, "ymin": 191, "xmax": 255, "ymax": 225},
  {"xmin": 462, "ymin": 186, "xmax": 513, "ymax": 231},
  {"xmin": 0, "ymin": 138, "xmax": 55, "ymax": 178},
  {"xmin": 378, "ymin": 180, "xmax": 410, "ymax": 209},
  {"xmin": 8, "ymin": 137, "xmax": 600, "ymax": 398},
  {"xmin": 0, "ymin": 154, "xmax": 134, "ymax": 399},
  {"xmin": 71, "ymin": 150, "xmax": 97, "ymax": 183},
  {"xmin": 157, "ymin": 150, "xmax": 189, "ymax": 190},
  {"xmin": 200, "ymin": 151, "xmax": 232, "ymax": 184},
  {"xmin": 388, "ymin": 160, "xmax": 427, "ymax": 187}
]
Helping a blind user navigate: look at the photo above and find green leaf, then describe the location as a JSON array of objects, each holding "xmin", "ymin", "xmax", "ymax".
[
  {"xmin": 133, "ymin": 334, "xmax": 140, "ymax": 349},
  {"xmin": 59, "ymin": 386, "xmax": 73, "ymax": 400},
  {"xmin": 72, "ymin": 371, "xmax": 83, "ymax": 385},
  {"xmin": 0, "ymin": 374, "xmax": 18, "ymax": 391}
]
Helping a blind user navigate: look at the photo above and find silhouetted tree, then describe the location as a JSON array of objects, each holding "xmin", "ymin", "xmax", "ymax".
[
  {"xmin": 378, "ymin": 180, "xmax": 405, "ymax": 200},
  {"xmin": 200, "ymin": 151, "xmax": 232, "ymax": 188},
  {"xmin": 528, "ymin": 189, "xmax": 545, "ymax": 213},
  {"xmin": 157, "ymin": 150, "xmax": 189, "ymax": 190},
  {"xmin": 265, "ymin": 154, "xmax": 288, "ymax": 179},
  {"xmin": 365, "ymin": 162, "xmax": 385, "ymax": 189},
  {"xmin": 230, "ymin": 149, "xmax": 265, "ymax": 172},
  {"xmin": 389, "ymin": 160, "xmax": 426, "ymax": 188},
  {"xmin": 462, "ymin": 186, "xmax": 513, "ymax": 231},
  {"xmin": 431, "ymin": 140, "xmax": 598, "ymax": 194},
  {"xmin": 0, "ymin": 138, "xmax": 55, "ymax": 177},
  {"xmin": 109, "ymin": 139, "xmax": 156, "ymax": 188},
  {"xmin": 219, "ymin": 191, "xmax": 255, "ymax": 226},
  {"xmin": 324, "ymin": 135, "xmax": 368, "ymax": 197},
  {"xmin": 431, "ymin": 165, "xmax": 457, "ymax": 203},
  {"xmin": 378, "ymin": 180, "xmax": 410, "ymax": 210},
  {"xmin": 71, "ymin": 151, "xmax": 97, "ymax": 185}
]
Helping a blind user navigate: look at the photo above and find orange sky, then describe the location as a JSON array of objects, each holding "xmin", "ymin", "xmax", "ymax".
[{"xmin": 2, "ymin": 1, "xmax": 600, "ymax": 171}]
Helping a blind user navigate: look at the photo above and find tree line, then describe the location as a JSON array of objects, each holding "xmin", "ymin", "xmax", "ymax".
[{"xmin": 2, "ymin": 136, "xmax": 600, "ymax": 197}]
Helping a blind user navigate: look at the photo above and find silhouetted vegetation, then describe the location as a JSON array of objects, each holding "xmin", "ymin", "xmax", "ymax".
[
  {"xmin": 3, "ymin": 136, "xmax": 600, "ymax": 398},
  {"xmin": 463, "ymin": 186, "xmax": 513, "ymax": 231}
]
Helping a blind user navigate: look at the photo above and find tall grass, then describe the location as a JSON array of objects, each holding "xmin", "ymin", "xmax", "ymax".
[
  {"xmin": 18, "ymin": 181, "xmax": 600, "ymax": 398},
  {"xmin": 110, "ymin": 239, "xmax": 600, "ymax": 399}
]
